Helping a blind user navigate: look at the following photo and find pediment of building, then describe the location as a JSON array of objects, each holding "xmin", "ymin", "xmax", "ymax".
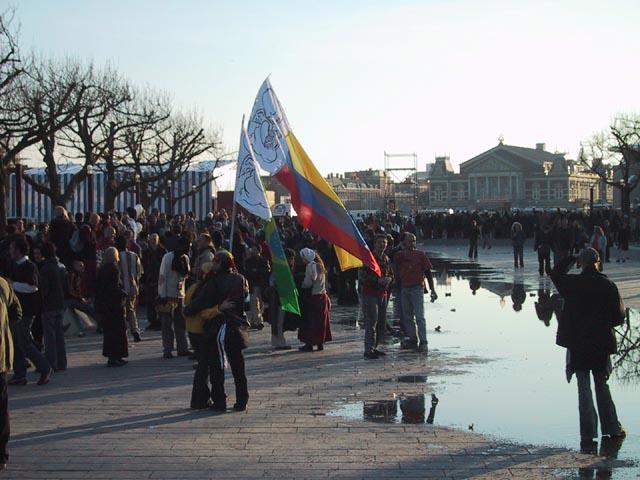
[{"xmin": 464, "ymin": 155, "xmax": 517, "ymax": 173}]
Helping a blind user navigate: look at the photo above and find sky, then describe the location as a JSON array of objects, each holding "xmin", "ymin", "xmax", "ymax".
[{"xmin": 6, "ymin": 0, "xmax": 640, "ymax": 176}]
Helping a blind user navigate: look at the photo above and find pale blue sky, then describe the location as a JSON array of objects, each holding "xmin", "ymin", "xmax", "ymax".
[{"xmin": 6, "ymin": 0, "xmax": 640, "ymax": 175}]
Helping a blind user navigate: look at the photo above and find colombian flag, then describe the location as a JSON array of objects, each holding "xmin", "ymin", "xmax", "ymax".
[{"xmin": 248, "ymin": 79, "xmax": 380, "ymax": 276}]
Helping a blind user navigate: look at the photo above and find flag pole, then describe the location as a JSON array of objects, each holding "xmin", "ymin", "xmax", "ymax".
[{"xmin": 229, "ymin": 115, "xmax": 246, "ymax": 253}]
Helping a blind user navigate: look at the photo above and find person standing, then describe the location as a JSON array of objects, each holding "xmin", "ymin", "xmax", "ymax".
[
  {"xmin": 142, "ymin": 234, "xmax": 166, "ymax": 331},
  {"xmin": 550, "ymin": 248, "xmax": 626, "ymax": 453},
  {"xmin": 468, "ymin": 220, "xmax": 480, "ymax": 259},
  {"xmin": 7, "ymin": 237, "xmax": 52, "ymax": 386},
  {"xmin": 392, "ymin": 233, "xmax": 437, "ymax": 354},
  {"xmin": 244, "ymin": 245, "xmax": 270, "ymax": 330},
  {"xmin": 183, "ymin": 250, "xmax": 250, "ymax": 412},
  {"xmin": 297, "ymin": 248, "xmax": 332, "ymax": 352},
  {"xmin": 589, "ymin": 226, "xmax": 607, "ymax": 272},
  {"xmin": 39, "ymin": 242, "xmax": 68, "ymax": 372},
  {"xmin": 534, "ymin": 224, "xmax": 553, "ymax": 276},
  {"xmin": 511, "ymin": 222, "xmax": 525, "ymax": 268},
  {"xmin": 158, "ymin": 237, "xmax": 192, "ymax": 359},
  {"xmin": 359, "ymin": 234, "xmax": 393, "ymax": 359},
  {"xmin": 0, "ymin": 276, "xmax": 22, "ymax": 470},
  {"xmin": 115, "ymin": 236, "xmax": 143, "ymax": 342},
  {"xmin": 95, "ymin": 248, "xmax": 128, "ymax": 367}
]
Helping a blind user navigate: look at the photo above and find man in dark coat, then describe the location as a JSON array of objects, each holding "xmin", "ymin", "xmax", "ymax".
[
  {"xmin": 142, "ymin": 234, "xmax": 166, "ymax": 331},
  {"xmin": 550, "ymin": 247, "xmax": 626, "ymax": 453},
  {"xmin": 183, "ymin": 250, "xmax": 249, "ymax": 412}
]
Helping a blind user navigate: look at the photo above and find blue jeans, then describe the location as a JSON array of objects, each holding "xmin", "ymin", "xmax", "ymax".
[
  {"xmin": 10, "ymin": 315, "xmax": 51, "ymax": 378},
  {"xmin": 576, "ymin": 370, "xmax": 622, "ymax": 440},
  {"xmin": 401, "ymin": 286, "xmax": 427, "ymax": 345},
  {"xmin": 42, "ymin": 310, "xmax": 67, "ymax": 371}
]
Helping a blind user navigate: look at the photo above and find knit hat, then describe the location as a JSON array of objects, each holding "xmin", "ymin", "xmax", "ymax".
[
  {"xmin": 300, "ymin": 248, "xmax": 316, "ymax": 263},
  {"xmin": 214, "ymin": 249, "xmax": 236, "ymax": 271}
]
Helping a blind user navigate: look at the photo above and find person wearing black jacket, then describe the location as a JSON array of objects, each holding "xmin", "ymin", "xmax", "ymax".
[
  {"xmin": 468, "ymin": 220, "xmax": 480, "ymax": 259},
  {"xmin": 183, "ymin": 250, "xmax": 250, "ymax": 412},
  {"xmin": 142, "ymin": 234, "xmax": 166, "ymax": 331},
  {"xmin": 550, "ymin": 248, "xmax": 626, "ymax": 452},
  {"xmin": 7, "ymin": 237, "xmax": 51, "ymax": 386},
  {"xmin": 244, "ymin": 245, "xmax": 270, "ymax": 329},
  {"xmin": 39, "ymin": 242, "xmax": 68, "ymax": 372},
  {"xmin": 534, "ymin": 224, "xmax": 553, "ymax": 276}
]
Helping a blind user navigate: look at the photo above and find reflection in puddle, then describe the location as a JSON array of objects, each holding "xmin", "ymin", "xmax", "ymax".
[{"xmin": 331, "ymin": 394, "xmax": 440, "ymax": 425}]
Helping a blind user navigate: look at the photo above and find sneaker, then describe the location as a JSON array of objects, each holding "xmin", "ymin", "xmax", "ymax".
[
  {"xmin": 8, "ymin": 376, "xmax": 27, "ymax": 386},
  {"xmin": 363, "ymin": 351, "xmax": 379, "ymax": 360},
  {"xmin": 133, "ymin": 332, "xmax": 142, "ymax": 343},
  {"xmin": 233, "ymin": 403, "xmax": 247, "ymax": 412},
  {"xmin": 163, "ymin": 352, "xmax": 174, "ymax": 359},
  {"xmin": 37, "ymin": 369, "xmax": 52, "ymax": 386}
]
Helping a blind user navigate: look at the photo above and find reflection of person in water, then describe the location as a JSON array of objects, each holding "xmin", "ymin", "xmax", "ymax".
[
  {"xmin": 400, "ymin": 395, "xmax": 425, "ymax": 424},
  {"xmin": 535, "ymin": 289, "xmax": 554, "ymax": 326},
  {"xmin": 511, "ymin": 283, "xmax": 526, "ymax": 312},
  {"xmin": 426, "ymin": 394, "xmax": 439, "ymax": 424},
  {"xmin": 469, "ymin": 276, "xmax": 481, "ymax": 296}
]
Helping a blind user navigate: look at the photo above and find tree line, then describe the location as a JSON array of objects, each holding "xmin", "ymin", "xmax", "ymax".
[{"xmin": 0, "ymin": 9, "xmax": 224, "ymax": 231}]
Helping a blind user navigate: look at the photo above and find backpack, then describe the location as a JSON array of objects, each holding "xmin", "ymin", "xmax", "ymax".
[{"xmin": 69, "ymin": 230, "xmax": 83, "ymax": 253}]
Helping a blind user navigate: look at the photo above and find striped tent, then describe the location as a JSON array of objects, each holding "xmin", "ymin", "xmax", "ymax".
[{"xmin": 7, "ymin": 160, "xmax": 232, "ymax": 223}]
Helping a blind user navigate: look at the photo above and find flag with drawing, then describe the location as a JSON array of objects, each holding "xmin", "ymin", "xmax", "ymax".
[{"xmin": 247, "ymin": 78, "xmax": 380, "ymax": 275}]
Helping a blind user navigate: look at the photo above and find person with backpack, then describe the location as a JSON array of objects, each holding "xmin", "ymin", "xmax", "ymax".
[{"xmin": 115, "ymin": 235, "xmax": 143, "ymax": 343}]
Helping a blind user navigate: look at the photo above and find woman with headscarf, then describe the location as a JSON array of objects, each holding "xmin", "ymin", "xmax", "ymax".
[
  {"xmin": 95, "ymin": 247, "xmax": 128, "ymax": 367},
  {"xmin": 183, "ymin": 250, "xmax": 250, "ymax": 412},
  {"xmin": 297, "ymin": 248, "xmax": 332, "ymax": 352}
]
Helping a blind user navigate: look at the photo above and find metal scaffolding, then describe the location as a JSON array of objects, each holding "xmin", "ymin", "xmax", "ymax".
[{"xmin": 384, "ymin": 151, "xmax": 418, "ymax": 213}]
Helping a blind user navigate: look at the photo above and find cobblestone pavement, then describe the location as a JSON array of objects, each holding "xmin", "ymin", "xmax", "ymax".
[{"xmin": 6, "ymin": 244, "xmax": 638, "ymax": 479}]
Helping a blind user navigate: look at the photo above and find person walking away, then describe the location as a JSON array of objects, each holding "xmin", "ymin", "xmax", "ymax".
[
  {"xmin": 183, "ymin": 250, "xmax": 250, "ymax": 412},
  {"xmin": 244, "ymin": 245, "xmax": 270, "ymax": 330},
  {"xmin": 95, "ymin": 248, "xmax": 128, "ymax": 367},
  {"xmin": 392, "ymin": 233, "xmax": 437, "ymax": 353},
  {"xmin": 39, "ymin": 242, "xmax": 68, "ymax": 372},
  {"xmin": 268, "ymin": 248, "xmax": 297, "ymax": 350},
  {"xmin": 534, "ymin": 224, "xmax": 553, "ymax": 275},
  {"xmin": 142, "ymin": 234, "xmax": 166, "ymax": 331},
  {"xmin": 511, "ymin": 222, "xmax": 525, "ymax": 268},
  {"xmin": 7, "ymin": 237, "xmax": 51, "ymax": 386},
  {"xmin": 116, "ymin": 236, "xmax": 143, "ymax": 342},
  {"xmin": 552, "ymin": 217, "xmax": 573, "ymax": 267},
  {"xmin": 158, "ymin": 237, "xmax": 192, "ymax": 359},
  {"xmin": 359, "ymin": 234, "xmax": 393, "ymax": 359},
  {"xmin": 468, "ymin": 220, "xmax": 480, "ymax": 259},
  {"xmin": 550, "ymin": 248, "xmax": 626, "ymax": 453},
  {"xmin": 0, "ymin": 276, "xmax": 22, "ymax": 470},
  {"xmin": 297, "ymin": 248, "xmax": 332, "ymax": 352}
]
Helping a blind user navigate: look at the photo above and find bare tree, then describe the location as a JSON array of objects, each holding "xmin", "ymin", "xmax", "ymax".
[
  {"xmin": 121, "ymin": 109, "xmax": 222, "ymax": 211},
  {"xmin": 580, "ymin": 114, "xmax": 640, "ymax": 215},
  {"xmin": 0, "ymin": 9, "xmax": 23, "ymax": 231}
]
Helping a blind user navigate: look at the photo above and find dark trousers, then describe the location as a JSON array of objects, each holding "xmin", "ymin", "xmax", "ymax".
[
  {"xmin": 0, "ymin": 373, "xmax": 9, "ymax": 463},
  {"xmin": 513, "ymin": 246, "xmax": 524, "ymax": 267},
  {"xmin": 189, "ymin": 332, "xmax": 212, "ymax": 409},
  {"xmin": 42, "ymin": 310, "xmax": 67, "ymax": 371},
  {"xmin": 537, "ymin": 250, "xmax": 551, "ymax": 275},
  {"xmin": 211, "ymin": 326, "xmax": 248, "ymax": 407},
  {"xmin": 10, "ymin": 316, "xmax": 51, "ymax": 379},
  {"xmin": 468, "ymin": 241, "xmax": 478, "ymax": 259},
  {"xmin": 146, "ymin": 283, "xmax": 160, "ymax": 328}
]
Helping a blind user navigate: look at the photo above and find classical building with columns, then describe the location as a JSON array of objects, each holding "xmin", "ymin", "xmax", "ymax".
[{"xmin": 423, "ymin": 141, "xmax": 611, "ymax": 210}]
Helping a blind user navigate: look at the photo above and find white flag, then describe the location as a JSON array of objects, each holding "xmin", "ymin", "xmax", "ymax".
[
  {"xmin": 247, "ymin": 78, "xmax": 291, "ymax": 174},
  {"xmin": 234, "ymin": 119, "xmax": 272, "ymax": 221}
]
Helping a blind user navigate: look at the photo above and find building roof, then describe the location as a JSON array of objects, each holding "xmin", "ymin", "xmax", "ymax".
[{"xmin": 460, "ymin": 143, "xmax": 566, "ymax": 174}]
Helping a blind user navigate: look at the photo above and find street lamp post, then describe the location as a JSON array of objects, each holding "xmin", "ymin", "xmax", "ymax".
[
  {"xmin": 14, "ymin": 156, "xmax": 22, "ymax": 218},
  {"xmin": 167, "ymin": 179, "xmax": 173, "ymax": 216},
  {"xmin": 134, "ymin": 173, "xmax": 141, "ymax": 204},
  {"xmin": 86, "ymin": 165, "xmax": 94, "ymax": 213},
  {"xmin": 192, "ymin": 184, "xmax": 197, "ymax": 219}
]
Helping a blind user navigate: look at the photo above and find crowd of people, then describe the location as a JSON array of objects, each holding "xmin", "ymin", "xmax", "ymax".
[{"xmin": 0, "ymin": 203, "xmax": 633, "ymax": 467}]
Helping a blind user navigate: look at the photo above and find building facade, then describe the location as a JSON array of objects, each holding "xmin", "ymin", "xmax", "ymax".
[{"xmin": 424, "ymin": 142, "xmax": 611, "ymax": 210}]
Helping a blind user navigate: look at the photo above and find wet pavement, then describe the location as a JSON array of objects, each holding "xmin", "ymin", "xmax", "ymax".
[
  {"xmin": 6, "ymin": 244, "xmax": 640, "ymax": 479},
  {"xmin": 328, "ymin": 249, "xmax": 640, "ymax": 478}
]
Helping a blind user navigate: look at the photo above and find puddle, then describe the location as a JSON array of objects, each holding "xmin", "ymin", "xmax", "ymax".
[
  {"xmin": 397, "ymin": 375, "xmax": 428, "ymax": 383},
  {"xmin": 330, "ymin": 394, "xmax": 439, "ymax": 425},
  {"xmin": 330, "ymin": 253, "xmax": 640, "ymax": 476}
]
